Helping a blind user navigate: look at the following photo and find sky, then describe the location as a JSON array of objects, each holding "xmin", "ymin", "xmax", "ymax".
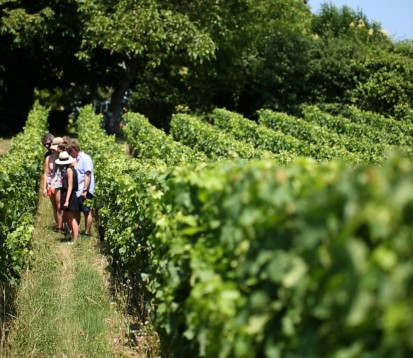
[{"xmin": 308, "ymin": 0, "xmax": 413, "ymax": 40}]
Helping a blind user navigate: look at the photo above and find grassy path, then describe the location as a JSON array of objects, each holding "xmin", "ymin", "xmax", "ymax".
[{"xmin": 3, "ymin": 193, "xmax": 148, "ymax": 357}]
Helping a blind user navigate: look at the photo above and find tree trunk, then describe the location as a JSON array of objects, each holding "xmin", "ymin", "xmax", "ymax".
[{"xmin": 105, "ymin": 57, "xmax": 141, "ymax": 134}]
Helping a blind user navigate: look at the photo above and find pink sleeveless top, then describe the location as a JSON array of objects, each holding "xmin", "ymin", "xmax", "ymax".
[{"xmin": 46, "ymin": 154, "xmax": 57, "ymax": 188}]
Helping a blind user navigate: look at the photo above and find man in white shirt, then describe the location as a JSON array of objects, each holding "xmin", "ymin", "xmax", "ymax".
[{"xmin": 68, "ymin": 142, "xmax": 95, "ymax": 236}]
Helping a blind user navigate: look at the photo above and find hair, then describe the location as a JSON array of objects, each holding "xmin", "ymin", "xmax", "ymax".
[
  {"xmin": 57, "ymin": 137, "xmax": 73, "ymax": 151},
  {"xmin": 68, "ymin": 142, "xmax": 81, "ymax": 153},
  {"xmin": 41, "ymin": 133, "xmax": 55, "ymax": 145},
  {"xmin": 58, "ymin": 142, "xmax": 69, "ymax": 151}
]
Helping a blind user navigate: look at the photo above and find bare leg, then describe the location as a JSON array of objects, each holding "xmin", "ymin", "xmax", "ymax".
[
  {"xmin": 49, "ymin": 193, "xmax": 58, "ymax": 227},
  {"xmin": 67, "ymin": 212, "xmax": 79, "ymax": 241},
  {"xmin": 61, "ymin": 210, "xmax": 71, "ymax": 235},
  {"xmin": 55, "ymin": 189, "xmax": 63, "ymax": 230},
  {"xmin": 84, "ymin": 211, "xmax": 93, "ymax": 235},
  {"xmin": 75, "ymin": 210, "xmax": 81, "ymax": 229}
]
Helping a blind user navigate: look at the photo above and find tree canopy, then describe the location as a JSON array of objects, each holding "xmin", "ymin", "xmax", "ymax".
[{"xmin": 0, "ymin": 0, "xmax": 413, "ymax": 134}]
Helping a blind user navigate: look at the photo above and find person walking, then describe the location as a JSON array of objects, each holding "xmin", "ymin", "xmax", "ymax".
[
  {"xmin": 67, "ymin": 142, "xmax": 95, "ymax": 236},
  {"xmin": 55, "ymin": 151, "xmax": 79, "ymax": 243},
  {"xmin": 41, "ymin": 133, "xmax": 55, "ymax": 159},
  {"xmin": 42, "ymin": 136, "xmax": 64, "ymax": 232},
  {"xmin": 53, "ymin": 141, "xmax": 76, "ymax": 234}
]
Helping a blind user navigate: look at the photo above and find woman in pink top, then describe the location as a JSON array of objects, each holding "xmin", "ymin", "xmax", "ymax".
[{"xmin": 42, "ymin": 137, "xmax": 64, "ymax": 233}]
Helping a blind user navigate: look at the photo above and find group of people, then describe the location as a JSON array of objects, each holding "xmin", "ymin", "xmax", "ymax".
[{"xmin": 41, "ymin": 133, "xmax": 95, "ymax": 244}]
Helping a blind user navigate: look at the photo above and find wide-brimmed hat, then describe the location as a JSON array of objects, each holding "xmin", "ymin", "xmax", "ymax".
[
  {"xmin": 55, "ymin": 151, "xmax": 73, "ymax": 165},
  {"xmin": 50, "ymin": 137, "xmax": 64, "ymax": 150}
]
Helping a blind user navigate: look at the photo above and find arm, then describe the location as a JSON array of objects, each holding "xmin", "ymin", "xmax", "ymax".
[
  {"xmin": 50, "ymin": 165, "xmax": 58, "ymax": 193},
  {"xmin": 42, "ymin": 156, "xmax": 50, "ymax": 197},
  {"xmin": 81, "ymin": 171, "xmax": 91, "ymax": 200},
  {"xmin": 64, "ymin": 168, "xmax": 73, "ymax": 208}
]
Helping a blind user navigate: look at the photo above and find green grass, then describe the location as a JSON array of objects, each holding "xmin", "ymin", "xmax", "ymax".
[{"xmin": 2, "ymin": 192, "xmax": 159, "ymax": 357}]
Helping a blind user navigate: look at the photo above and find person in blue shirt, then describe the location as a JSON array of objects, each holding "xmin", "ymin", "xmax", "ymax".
[{"xmin": 67, "ymin": 142, "xmax": 95, "ymax": 237}]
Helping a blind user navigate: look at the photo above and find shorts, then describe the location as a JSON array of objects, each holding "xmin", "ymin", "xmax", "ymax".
[
  {"xmin": 78, "ymin": 193, "xmax": 94, "ymax": 212},
  {"xmin": 60, "ymin": 191, "xmax": 79, "ymax": 212}
]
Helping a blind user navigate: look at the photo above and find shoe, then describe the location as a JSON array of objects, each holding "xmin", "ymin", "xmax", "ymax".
[
  {"xmin": 82, "ymin": 232, "xmax": 91, "ymax": 237},
  {"xmin": 67, "ymin": 241, "xmax": 74, "ymax": 245},
  {"xmin": 55, "ymin": 227, "xmax": 65, "ymax": 234}
]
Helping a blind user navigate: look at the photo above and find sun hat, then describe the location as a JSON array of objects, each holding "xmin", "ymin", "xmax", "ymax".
[
  {"xmin": 55, "ymin": 151, "xmax": 73, "ymax": 165},
  {"xmin": 50, "ymin": 137, "xmax": 64, "ymax": 150}
]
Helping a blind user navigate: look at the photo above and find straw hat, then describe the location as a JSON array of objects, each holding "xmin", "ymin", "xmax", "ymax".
[
  {"xmin": 50, "ymin": 137, "xmax": 64, "ymax": 150},
  {"xmin": 55, "ymin": 151, "xmax": 73, "ymax": 165}
]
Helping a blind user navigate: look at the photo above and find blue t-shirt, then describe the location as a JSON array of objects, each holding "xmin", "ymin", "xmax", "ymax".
[{"xmin": 75, "ymin": 152, "xmax": 95, "ymax": 197}]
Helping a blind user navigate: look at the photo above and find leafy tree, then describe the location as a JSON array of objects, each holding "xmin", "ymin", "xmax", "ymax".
[
  {"xmin": 76, "ymin": 0, "xmax": 223, "ymax": 133},
  {"xmin": 1, "ymin": 0, "xmax": 255, "ymax": 132},
  {"xmin": 0, "ymin": 0, "xmax": 101, "ymax": 132},
  {"xmin": 124, "ymin": 0, "xmax": 251, "ymax": 127},
  {"xmin": 128, "ymin": 0, "xmax": 314, "ymax": 122},
  {"xmin": 308, "ymin": 4, "xmax": 413, "ymax": 116},
  {"xmin": 2, "ymin": 0, "xmax": 412, "ymax": 135},
  {"xmin": 347, "ymin": 51, "xmax": 413, "ymax": 115},
  {"xmin": 307, "ymin": 3, "xmax": 392, "ymax": 105},
  {"xmin": 238, "ymin": 0, "xmax": 313, "ymax": 116}
]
